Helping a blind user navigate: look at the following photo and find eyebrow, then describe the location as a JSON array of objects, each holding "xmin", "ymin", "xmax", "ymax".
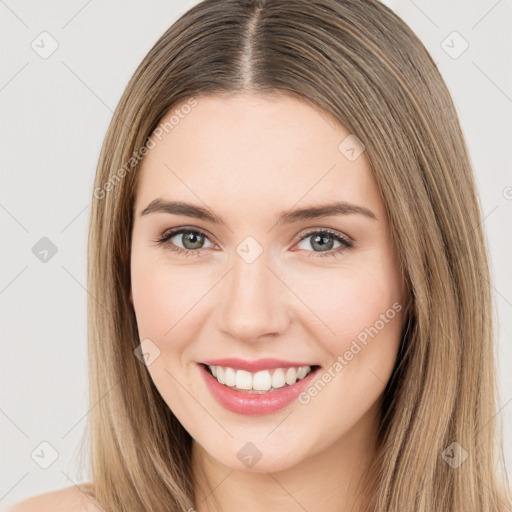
[{"xmin": 139, "ymin": 198, "xmax": 377, "ymax": 224}]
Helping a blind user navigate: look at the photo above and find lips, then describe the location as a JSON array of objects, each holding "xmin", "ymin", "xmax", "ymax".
[{"xmin": 197, "ymin": 360, "xmax": 321, "ymax": 415}]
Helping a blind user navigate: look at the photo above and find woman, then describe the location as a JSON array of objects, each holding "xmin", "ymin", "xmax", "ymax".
[{"xmin": 8, "ymin": 0, "xmax": 511, "ymax": 511}]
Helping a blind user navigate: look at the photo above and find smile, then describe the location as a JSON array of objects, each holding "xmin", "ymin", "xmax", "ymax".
[
  {"xmin": 197, "ymin": 360, "xmax": 321, "ymax": 415},
  {"xmin": 206, "ymin": 364, "xmax": 313, "ymax": 393}
]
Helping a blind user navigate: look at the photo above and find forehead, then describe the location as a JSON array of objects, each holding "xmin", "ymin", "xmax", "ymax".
[{"xmin": 135, "ymin": 93, "xmax": 383, "ymax": 218}]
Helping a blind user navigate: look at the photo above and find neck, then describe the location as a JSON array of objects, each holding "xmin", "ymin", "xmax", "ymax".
[{"xmin": 191, "ymin": 404, "xmax": 380, "ymax": 512}]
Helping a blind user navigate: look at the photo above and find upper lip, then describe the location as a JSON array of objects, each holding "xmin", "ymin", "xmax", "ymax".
[{"xmin": 200, "ymin": 358, "xmax": 319, "ymax": 372}]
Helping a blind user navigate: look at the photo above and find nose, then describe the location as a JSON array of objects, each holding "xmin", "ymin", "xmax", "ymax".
[{"xmin": 216, "ymin": 250, "xmax": 291, "ymax": 343}]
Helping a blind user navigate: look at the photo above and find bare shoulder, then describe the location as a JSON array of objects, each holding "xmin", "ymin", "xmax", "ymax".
[{"xmin": 3, "ymin": 485, "xmax": 104, "ymax": 512}]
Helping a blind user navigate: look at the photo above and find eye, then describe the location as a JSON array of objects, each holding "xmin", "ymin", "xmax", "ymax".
[
  {"xmin": 294, "ymin": 229, "xmax": 352, "ymax": 258},
  {"xmin": 153, "ymin": 227, "xmax": 214, "ymax": 257},
  {"xmin": 153, "ymin": 227, "xmax": 353, "ymax": 259}
]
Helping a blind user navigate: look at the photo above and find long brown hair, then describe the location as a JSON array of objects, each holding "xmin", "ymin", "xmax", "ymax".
[{"xmin": 77, "ymin": 0, "xmax": 511, "ymax": 510}]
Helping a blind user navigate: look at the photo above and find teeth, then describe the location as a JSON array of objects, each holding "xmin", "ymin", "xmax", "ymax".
[
  {"xmin": 216, "ymin": 366, "xmax": 225, "ymax": 384},
  {"xmin": 297, "ymin": 366, "xmax": 308, "ymax": 379},
  {"xmin": 225, "ymin": 367, "xmax": 236, "ymax": 386},
  {"xmin": 207, "ymin": 365, "xmax": 313, "ymax": 392},
  {"xmin": 236, "ymin": 370, "xmax": 253, "ymax": 390},
  {"xmin": 285, "ymin": 367, "xmax": 297, "ymax": 385},
  {"xmin": 271, "ymin": 368, "xmax": 286, "ymax": 389}
]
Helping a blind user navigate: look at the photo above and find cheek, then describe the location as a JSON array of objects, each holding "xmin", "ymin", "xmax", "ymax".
[
  {"xmin": 293, "ymin": 267, "xmax": 403, "ymax": 437},
  {"xmin": 131, "ymin": 248, "xmax": 184, "ymax": 347},
  {"xmin": 130, "ymin": 255, "xmax": 209, "ymax": 418},
  {"xmin": 284, "ymin": 254, "xmax": 404, "ymax": 400},
  {"xmin": 130, "ymin": 250, "xmax": 219, "ymax": 358},
  {"xmin": 131, "ymin": 268, "xmax": 175, "ymax": 340},
  {"xmin": 285, "ymin": 261, "xmax": 403, "ymax": 348}
]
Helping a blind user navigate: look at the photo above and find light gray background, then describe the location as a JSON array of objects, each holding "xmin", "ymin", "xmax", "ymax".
[{"xmin": 1, "ymin": 0, "xmax": 510, "ymax": 507}]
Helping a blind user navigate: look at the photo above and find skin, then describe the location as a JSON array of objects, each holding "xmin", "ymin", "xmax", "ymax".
[{"xmin": 129, "ymin": 92, "xmax": 405, "ymax": 512}]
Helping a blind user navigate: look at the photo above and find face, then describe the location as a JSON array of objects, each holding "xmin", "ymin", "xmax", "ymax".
[{"xmin": 130, "ymin": 92, "xmax": 404, "ymax": 473}]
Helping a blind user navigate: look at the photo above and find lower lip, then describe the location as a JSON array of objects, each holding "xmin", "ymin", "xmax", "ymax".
[{"xmin": 198, "ymin": 363, "xmax": 320, "ymax": 416}]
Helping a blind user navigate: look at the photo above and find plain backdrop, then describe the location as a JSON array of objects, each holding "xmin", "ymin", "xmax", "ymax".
[{"xmin": 1, "ymin": 0, "xmax": 511, "ymax": 507}]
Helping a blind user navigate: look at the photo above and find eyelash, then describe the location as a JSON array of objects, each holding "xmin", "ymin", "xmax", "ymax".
[{"xmin": 153, "ymin": 227, "xmax": 353, "ymax": 259}]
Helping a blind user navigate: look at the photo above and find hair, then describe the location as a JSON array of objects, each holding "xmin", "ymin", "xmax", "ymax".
[{"xmin": 75, "ymin": 0, "xmax": 511, "ymax": 510}]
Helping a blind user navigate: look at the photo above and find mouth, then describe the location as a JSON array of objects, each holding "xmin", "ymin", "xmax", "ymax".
[
  {"xmin": 201, "ymin": 363, "xmax": 321, "ymax": 393},
  {"xmin": 197, "ymin": 362, "xmax": 322, "ymax": 415}
]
